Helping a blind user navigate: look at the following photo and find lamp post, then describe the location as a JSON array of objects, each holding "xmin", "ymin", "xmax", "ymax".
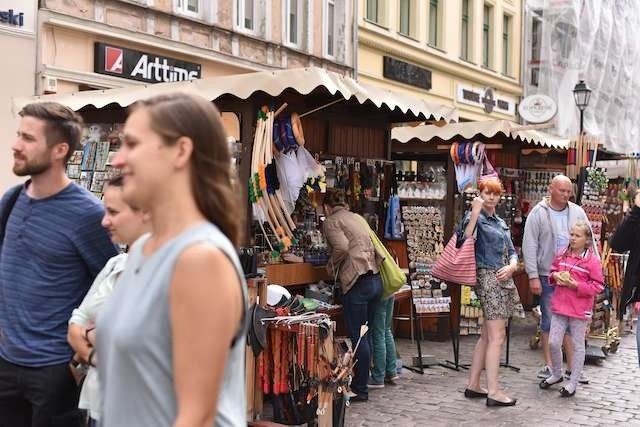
[
  {"xmin": 573, "ymin": 80, "xmax": 592, "ymax": 136},
  {"xmin": 573, "ymin": 80, "xmax": 592, "ymax": 205}
]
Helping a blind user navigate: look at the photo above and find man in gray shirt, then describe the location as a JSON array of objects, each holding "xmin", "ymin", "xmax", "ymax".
[{"xmin": 522, "ymin": 175, "xmax": 593, "ymax": 382}]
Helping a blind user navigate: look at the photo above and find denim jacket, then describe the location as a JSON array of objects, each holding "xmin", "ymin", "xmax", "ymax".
[{"xmin": 462, "ymin": 210, "xmax": 517, "ymax": 270}]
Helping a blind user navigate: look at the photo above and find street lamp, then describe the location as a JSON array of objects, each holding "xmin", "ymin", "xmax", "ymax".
[
  {"xmin": 573, "ymin": 80, "xmax": 592, "ymax": 136},
  {"xmin": 573, "ymin": 80, "xmax": 593, "ymax": 204}
]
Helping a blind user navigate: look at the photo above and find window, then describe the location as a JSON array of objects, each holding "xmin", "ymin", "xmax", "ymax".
[
  {"xmin": 429, "ymin": 0, "xmax": 439, "ymax": 46},
  {"xmin": 531, "ymin": 17, "xmax": 541, "ymax": 62},
  {"xmin": 325, "ymin": 0, "xmax": 335, "ymax": 57},
  {"xmin": 399, "ymin": 0, "xmax": 410, "ymax": 35},
  {"xmin": 531, "ymin": 68, "xmax": 540, "ymax": 86},
  {"xmin": 461, "ymin": 0, "xmax": 470, "ymax": 60},
  {"xmin": 531, "ymin": 13, "xmax": 542, "ymax": 86},
  {"xmin": 555, "ymin": 21, "xmax": 576, "ymax": 60},
  {"xmin": 237, "ymin": 0, "xmax": 254, "ymax": 31},
  {"xmin": 503, "ymin": 15, "xmax": 511, "ymax": 75},
  {"xmin": 176, "ymin": 0, "xmax": 200, "ymax": 17},
  {"xmin": 367, "ymin": 0, "xmax": 381, "ymax": 23},
  {"xmin": 483, "ymin": 4, "xmax": 492, "ymax": 68},
  {"xmin": 285, "ymin": 0, "xmax": 302, "ymax": 46}
]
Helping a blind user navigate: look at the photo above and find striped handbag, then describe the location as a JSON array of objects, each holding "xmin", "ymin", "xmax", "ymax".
[{"xmin": 431, "ymin": 232, "xmax": 477, "ymax": 286}]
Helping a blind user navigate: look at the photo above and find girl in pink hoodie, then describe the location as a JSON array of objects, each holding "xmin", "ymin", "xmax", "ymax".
[{"xmin": 538, "ymin": 221, "xmax": 604, "ymax": 397}]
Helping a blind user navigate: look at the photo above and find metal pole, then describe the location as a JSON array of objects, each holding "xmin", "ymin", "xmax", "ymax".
[{"xmin": 580, "ymin": 109, "xmax": 584, "ymax": 138}]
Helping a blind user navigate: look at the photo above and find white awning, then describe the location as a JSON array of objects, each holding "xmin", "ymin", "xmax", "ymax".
[
  {"xmin": 13, "ymin": 67, "xmax": 458, "ymax": 123},
  {"xmin": 392, "ymin": 119, "xmax": 569, "ymax": 149}
]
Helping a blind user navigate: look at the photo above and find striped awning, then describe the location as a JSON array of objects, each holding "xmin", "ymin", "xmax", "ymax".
[
  {"xmin": 13, "ymin": 67, "xmax": 458, "ymax": 123},
  {"xmin": 392, "ymin": 119, "xmax": 569, "ymax": 149}
]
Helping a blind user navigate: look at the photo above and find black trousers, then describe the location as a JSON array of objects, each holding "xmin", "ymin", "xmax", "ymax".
[{"xmin": 0, "ymin": 356, "xmax": 84, "ymax": 427}]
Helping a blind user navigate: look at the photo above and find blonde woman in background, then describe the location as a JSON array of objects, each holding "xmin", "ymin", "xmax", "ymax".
[{"xmin": 67, "ymin": 175, "xmax": 151, "ymax": 426}]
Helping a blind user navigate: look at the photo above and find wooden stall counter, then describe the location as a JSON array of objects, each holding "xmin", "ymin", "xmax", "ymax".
[{"xmin": 263, "ymin": 262, "xmax": 332, "ymax": 287}]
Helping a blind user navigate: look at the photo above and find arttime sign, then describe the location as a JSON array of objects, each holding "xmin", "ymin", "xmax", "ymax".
[{"xmin": 94, "ymin": 43, "xmax": 201, "ymax": 83}]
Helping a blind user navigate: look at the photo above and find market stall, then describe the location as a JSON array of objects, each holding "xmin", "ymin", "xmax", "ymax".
[
  {"xmin": 389, "ymin": 120, "xmax": 569, "ymax": 361},
  {"xmin": 15, "ymin": 66, "xmax": 458, "ymax": 424},
  {"xmin": 580, "ymin": 157, "xmax": 640, "ymax": 359}
]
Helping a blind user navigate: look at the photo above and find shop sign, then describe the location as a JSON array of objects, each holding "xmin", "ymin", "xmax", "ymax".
[
  {"xmin": 481, "ymin": 88, "xmax": 496, "ymax": 113},
  {"xmin": 383, "ymin": 56, "xmax": 432, "ymax": 91},
  {"xmin": 94, "ymin": 43, "xmax": 201, "ymax": 84},
  {"xmin": 0, "ymin": 9, "xmax": 23, "ymax": 27},
  {"xmin": 457, "ymin": 84, "xmax": 516, "ymax": 116},
  {"xmin": 518, "ymin": 94, "xmax": 557, "ymax": 123},
  {"xmin": 0, "ymin": 0, "xmax": 36, "ymax": 33}
]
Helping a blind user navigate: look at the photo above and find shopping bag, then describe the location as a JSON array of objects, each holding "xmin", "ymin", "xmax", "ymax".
[
  {"xmin": 431, "ymin": 231, "xmax": 477, "ymax": 286},
  {"xmin": 358, "ymin": 216, "xmax": 406, "ymax": 299}
]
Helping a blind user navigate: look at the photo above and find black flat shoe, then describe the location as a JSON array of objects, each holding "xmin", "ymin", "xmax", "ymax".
[
  {"xmin": 464, "ymin": 388, "xmax": 488, "ymax": 398},
  {"xmin": 559, "ymin": 387, "xmax": 575, "ymax": 398},
  {"xmin": 349, "ymin": 394, "xmax": 368, "ymax": 403},
  {"xmin": 539, "ymin": 377, "xmax": 563, "ymax": 389},
  {"xmin": 486, "ymin": 397, "xmax": 517, "ymax": 407}
]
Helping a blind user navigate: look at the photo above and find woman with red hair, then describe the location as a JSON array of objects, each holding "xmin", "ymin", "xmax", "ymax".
[{"xmin": 461, "ymin": 177, "xmax": 524, "ymax": 407}]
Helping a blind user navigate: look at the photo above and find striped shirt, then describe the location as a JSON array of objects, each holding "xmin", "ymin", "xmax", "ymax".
[{"xmin": 0, "ymin": 182, "xmax": 118, "ymax": 367}]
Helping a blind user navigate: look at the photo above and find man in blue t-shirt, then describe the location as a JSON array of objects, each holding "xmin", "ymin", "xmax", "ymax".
[{"xmin": 0, "ymin": 102, "xmax": 118, "ymax": 426}]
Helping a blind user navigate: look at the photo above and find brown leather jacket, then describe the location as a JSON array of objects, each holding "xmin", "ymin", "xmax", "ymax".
[{"xmin": 324, "ymin": 206, "xmax": 383, "ymax": 294}]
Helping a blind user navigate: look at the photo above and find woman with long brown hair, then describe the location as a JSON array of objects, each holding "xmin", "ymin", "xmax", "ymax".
[{"xmin": 97, "ymin": 93, "xmax": 247, "ymax": 426}]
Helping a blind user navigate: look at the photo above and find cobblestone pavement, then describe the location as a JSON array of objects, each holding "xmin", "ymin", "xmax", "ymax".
[{"xmin": 345, "ymin": 316, "xmax": 640, "ymax": 427}]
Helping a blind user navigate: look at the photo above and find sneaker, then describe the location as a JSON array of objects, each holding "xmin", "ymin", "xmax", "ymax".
[
  {"xmin": 564, "ymin": 370, "xmax": 589, "ymax": 384},
  {"xmin": 384, "ymin": 375, "xmax": 400, "ymax": 385},
  {"xmin": 368, "ymin": 379, "xmax": 384, "ymax": 389},
  {"xmin": 537, "ymin": 365, "xmax": 552, "ymax": 379}
]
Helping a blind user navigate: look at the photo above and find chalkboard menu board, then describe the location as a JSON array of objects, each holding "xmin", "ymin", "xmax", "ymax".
[{"xmin": 383, "ymin": 56, "xmax": 432, "ymax": 91}]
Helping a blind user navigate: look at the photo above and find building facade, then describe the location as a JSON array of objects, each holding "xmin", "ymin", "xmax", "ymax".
[
  {"xmin": 36, "ymin": 0, "xmax": 354, "ymax": 94},
  {"xmin": 1, "ymin": 0, "xmax": 37, "ymax": 188},
  {"xmin": 522, "ymin": 0, "xmax": 640, "ymax": 155},
  {"xmin": 358, "ymin": 0, "xmax": 523, "ymax": 122},
  {"xmin": 1, "ymin": 0, "xmax": 356, "ymax": 189}
]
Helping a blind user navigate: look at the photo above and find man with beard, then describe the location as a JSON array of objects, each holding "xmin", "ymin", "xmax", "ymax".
[{"xmin": 0, "ymin": 102, "xmax": 118, "ymax": 426}]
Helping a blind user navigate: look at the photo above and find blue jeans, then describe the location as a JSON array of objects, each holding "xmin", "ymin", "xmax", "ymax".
[
  {"xmin": 371, "ymin": 297, "xmax": 397, "ymax": 383},
  {"xmin": 341, "ymin": 273, "xmax": 382, "ymax": 398},
  {"xmin": 0, "ymin": 357, "xmax": 84, "ymax": 427},
  {"xmin": 539, "ymin": 276, "xmax": 553, "ymax": 333}
]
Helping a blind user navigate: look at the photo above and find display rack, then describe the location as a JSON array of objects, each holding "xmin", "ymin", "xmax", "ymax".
[
  {"xmin": 459, "ymin": 286, "xmax": 483, "ymax": 336},
  {"xmin": 67, "ymin": 123, "xmax": 123, "ymax": 199},
  {"xmin": 400, "ymin": 202, "xmax": 456, "ymax": 373},
  {"xmin": 575, "ymin": 167, "xmax": 619, "ymax": 362}
]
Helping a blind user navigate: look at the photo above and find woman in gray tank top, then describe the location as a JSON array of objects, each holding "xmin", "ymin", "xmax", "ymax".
[{"xmin": 97, "ymin": 93, "xmax": 248, "ymax": 427}]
